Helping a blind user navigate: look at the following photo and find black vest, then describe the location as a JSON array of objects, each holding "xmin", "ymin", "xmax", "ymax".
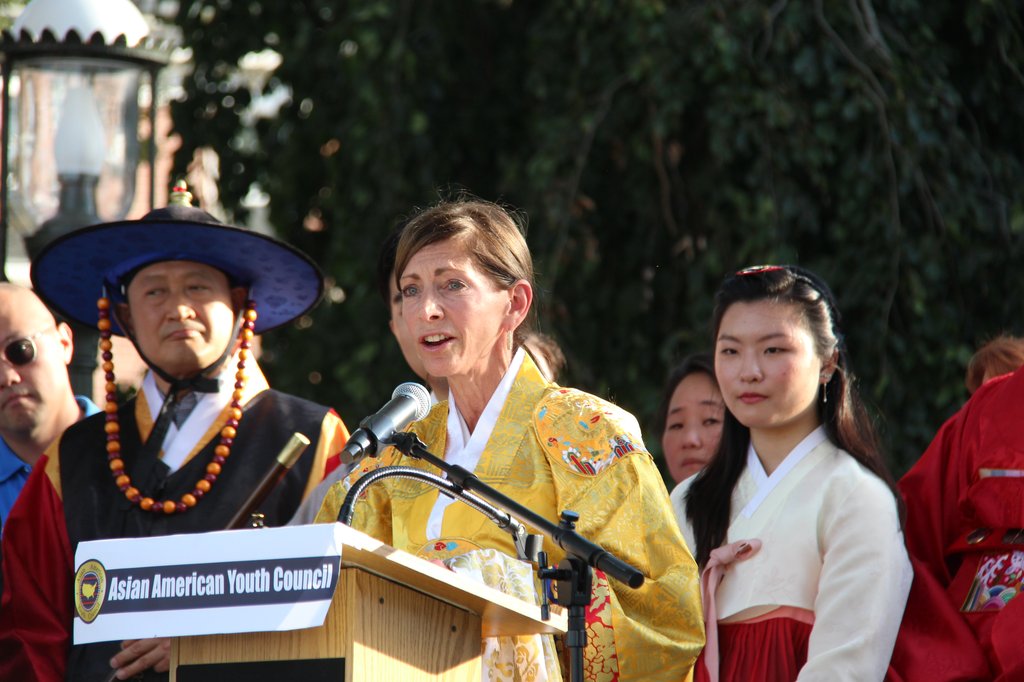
[{"xmin": 60, "ymin": 389, "xmax": 331, "ymax": 682}]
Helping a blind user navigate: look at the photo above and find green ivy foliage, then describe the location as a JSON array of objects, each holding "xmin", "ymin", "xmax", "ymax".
[{"xmin": 171, "ymin": 0, "xmax": 1024, "ymax": 477}]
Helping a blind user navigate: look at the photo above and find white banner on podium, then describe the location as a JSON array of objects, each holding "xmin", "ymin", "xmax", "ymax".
[{"xmin": 72, "ymin": 523, "xmax": 343, "ymax": 644}]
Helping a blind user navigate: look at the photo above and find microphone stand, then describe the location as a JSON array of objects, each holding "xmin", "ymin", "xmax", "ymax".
[
  {"xmin": 387, "ymin": 431, "xmax": 645, "ymax": 587},
  {"xmin": 536, "ymin": 514, "xmax": 591, "ymax": 682},
  {"xmin": 380, "ymin": 431, "xmax": 646, "ymax": 682},
  {"xmin": 339, "ymin": 466, "xmax": 543, "ymax": 562}
]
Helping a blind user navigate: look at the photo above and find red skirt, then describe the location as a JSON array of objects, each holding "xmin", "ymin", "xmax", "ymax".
[{"xmin": 695, "ymin": 614, "xmax": 811, "ymax": 682}]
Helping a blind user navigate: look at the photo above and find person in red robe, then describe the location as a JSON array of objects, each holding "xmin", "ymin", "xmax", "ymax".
[{"xmin": 898, "ymin": 363, "xmax": 1024, "ymax": 680}]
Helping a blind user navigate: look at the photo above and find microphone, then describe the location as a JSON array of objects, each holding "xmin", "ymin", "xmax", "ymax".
[{"xmin": 340, "ymin": 382, "xmax": 431, "ymax": 463}]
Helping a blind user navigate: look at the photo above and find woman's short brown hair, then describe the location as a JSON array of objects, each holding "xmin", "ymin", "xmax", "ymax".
[{"xmin": 394, "ymin": 198, "xmax": 536, "ymax": 341}]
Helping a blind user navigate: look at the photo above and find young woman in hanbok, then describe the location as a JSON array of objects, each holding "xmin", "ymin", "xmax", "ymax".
[
  {"xmin": 317, "ymin": 198, "xmax": 704, "ymax": 681},
  {"xmin": 676, "ymin": 265, "xmax": 912, "ymax": 681}
]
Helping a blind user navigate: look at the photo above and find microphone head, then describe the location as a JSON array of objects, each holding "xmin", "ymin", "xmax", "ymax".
[{"xmin": 392, "ymin": 382, "xmax": 431, "ymax": 422}]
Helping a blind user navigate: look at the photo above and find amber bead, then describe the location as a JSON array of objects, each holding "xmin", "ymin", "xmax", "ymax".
[{"xmin": 100, "ymin": 327, "xmax": 247, "ymax": 518}]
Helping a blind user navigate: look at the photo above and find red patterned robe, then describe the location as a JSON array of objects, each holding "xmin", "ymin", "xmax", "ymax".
[{"xmin": 898, "ymin": 365, "xmax": 1024, "ymax": 680}]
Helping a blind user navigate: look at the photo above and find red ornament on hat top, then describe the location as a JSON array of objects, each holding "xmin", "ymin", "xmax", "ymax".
[
  {"xmin": 169, "ymin": 179, "xmax": 192, "ymax": 205},
  {"xmin": 98, "ymin": 182, "xmax": 255, "ymax": 515}
]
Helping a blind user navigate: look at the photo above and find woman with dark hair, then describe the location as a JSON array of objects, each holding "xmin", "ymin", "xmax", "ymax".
[
  {"xmin": 656, "ymin": 352, "xmax": 724, "ymax": 486},
  {"xmin": 678, "ymin": 265, "xmax": 911, "ymax": 681}
]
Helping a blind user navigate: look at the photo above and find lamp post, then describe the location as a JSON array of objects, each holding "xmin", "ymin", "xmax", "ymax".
[{"xmin": 0, "ymin": 0, "xmax": 168, "ymax": 396}]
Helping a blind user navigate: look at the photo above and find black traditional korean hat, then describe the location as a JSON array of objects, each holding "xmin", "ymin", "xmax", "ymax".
[{"xmin": 30, "ymin": 182, "xmax": 323, "ymax": 336}]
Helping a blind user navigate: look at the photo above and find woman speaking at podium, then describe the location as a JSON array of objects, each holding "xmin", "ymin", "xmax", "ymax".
[{"xmin": 317, "ymin": 197, "xmax": 703, "ymax": 681}]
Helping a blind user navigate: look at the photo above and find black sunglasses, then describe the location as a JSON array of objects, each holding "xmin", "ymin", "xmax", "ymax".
[{"xmin": 2, "ymin": 330, "xmax": 52, "ymax": 367}]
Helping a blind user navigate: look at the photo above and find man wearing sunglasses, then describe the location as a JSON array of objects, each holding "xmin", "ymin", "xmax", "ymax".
[
  {"xmin": 0, "ymin": 283, "xmax": 101, "ymax": 607},
  {"xmin": 0, "ymin": 283, "xmax": 99, "ymax": 535}
]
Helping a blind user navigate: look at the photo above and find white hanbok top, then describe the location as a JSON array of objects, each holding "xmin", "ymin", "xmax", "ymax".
[
  {"xmin": 425, "ymin": 348, "xmax": 526, "ymax": 539},
  {"xmin": 671, "ymin": 430, "xmax": 912, "ymax": 681}
]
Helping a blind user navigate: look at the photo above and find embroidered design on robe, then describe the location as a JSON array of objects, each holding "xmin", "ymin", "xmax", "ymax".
[
  {"xmin": 535, "ymin": 390, "xmax": 645, "ymax": 477},
  {"xmin": 962, "ymin": 550, "xmax": 1024, "ymax": 612}
]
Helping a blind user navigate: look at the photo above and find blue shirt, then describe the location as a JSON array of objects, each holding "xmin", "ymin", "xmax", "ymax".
[{"xmin": 0, "ymin": 395, "xmax": 99, "ymax": 534}]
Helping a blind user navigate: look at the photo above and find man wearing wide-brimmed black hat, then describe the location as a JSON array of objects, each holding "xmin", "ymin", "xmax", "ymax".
[{"xmin": 0, "ymin": 184, "xmax": 350, "ymax": 681}]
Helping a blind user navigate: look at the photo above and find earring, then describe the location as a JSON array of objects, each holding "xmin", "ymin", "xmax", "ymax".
[
  {"xmin": 507, "ymin": 330, "xmax": 514, "ymax": 352},
  {"xmin": 822, "ymin": 384, "xmax": 828, "ymax": 404}
]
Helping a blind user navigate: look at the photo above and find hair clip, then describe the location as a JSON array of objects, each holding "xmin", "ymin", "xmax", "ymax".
[{"xmin": 735, "ymin": 264, "xmax": 786, "ymax": 276}]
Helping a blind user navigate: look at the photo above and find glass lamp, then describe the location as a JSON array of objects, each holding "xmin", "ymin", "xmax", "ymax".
[
  {"xmin": 1, "ymin": 0, "xmax": 168, "ymax": 277},
  {"xmin": 0, "ymin": 0, "xmax": 168, "ymax": 395}
]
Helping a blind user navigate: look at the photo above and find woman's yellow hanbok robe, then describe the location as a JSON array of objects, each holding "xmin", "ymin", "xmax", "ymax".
[{"xmin": 317, "ymin": 354, "xmax": 703, "ymax": 681}]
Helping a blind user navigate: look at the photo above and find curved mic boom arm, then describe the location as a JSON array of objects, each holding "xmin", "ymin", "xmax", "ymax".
[
  {"xmin": 338, "ymin": 465, "xmax": 540, "ymax": 562},
  {"xmin": 386, "ymin": 431, "xmax": 645, "ymax": 589}
]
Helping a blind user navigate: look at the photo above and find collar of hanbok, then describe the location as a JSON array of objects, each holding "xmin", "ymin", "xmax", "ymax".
[
  {"xmin": 739, "ymin": 425, "xmax": 828, "ymax": 519},
  {"xmin": 137, "ymin": 355, "xmax": 269, "ymax": 473},
  {"xmin": 425, "ymin": 347, "xmax": 527, "ymax": 539}
]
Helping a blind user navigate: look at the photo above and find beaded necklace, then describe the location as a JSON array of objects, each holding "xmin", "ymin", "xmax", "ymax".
[{"xmin": 98, "ymin": 296, "xmax": 258, "ymax": 515}]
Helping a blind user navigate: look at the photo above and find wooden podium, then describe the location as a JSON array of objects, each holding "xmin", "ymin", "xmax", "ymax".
[{"xmin": 170, "ymin": 524, "xmax": 566, "ymax": 681}]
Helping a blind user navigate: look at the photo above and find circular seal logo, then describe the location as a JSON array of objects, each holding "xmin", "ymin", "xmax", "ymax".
[{"xmin": 74, "ymin": 560, "xmax": 107, "ymax": 623}]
